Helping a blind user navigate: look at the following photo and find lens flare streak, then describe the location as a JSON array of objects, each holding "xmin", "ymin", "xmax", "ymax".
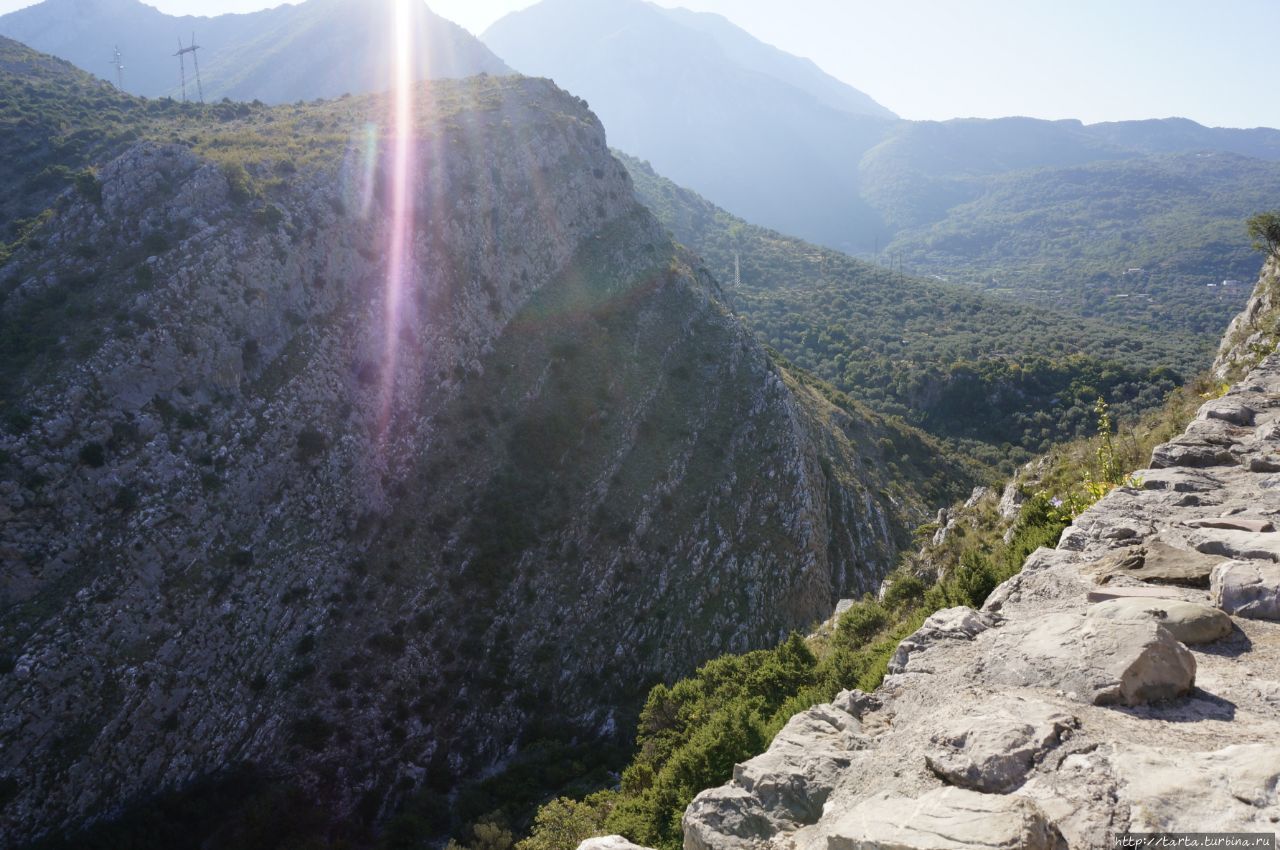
[{"xmin": 380, "ymin": 0, "xmax": 417, "ymax": 430}]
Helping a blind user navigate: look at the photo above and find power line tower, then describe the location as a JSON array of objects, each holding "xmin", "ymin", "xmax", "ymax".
[
  {"xmin": 173, "ymin": 33, "xmax": 204, "ymax": 104},
  {"xmin": 110, "ymin": 45, "xmax": 125, "ymax": 90},
  {"xmin": 733, "ymin": 251, "xmax": 742, "ymax": 289}
]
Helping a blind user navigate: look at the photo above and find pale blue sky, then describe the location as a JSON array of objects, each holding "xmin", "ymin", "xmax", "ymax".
[{"xmin": 0, "ymin": 0, "xmax": 1273, "ymax": 128}]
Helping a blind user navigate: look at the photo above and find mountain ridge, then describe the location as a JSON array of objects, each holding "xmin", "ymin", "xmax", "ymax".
[
  {"xmin": 0, "ymin": 39, "xmax": 972, "ymax": 846},
  {"xmin": 0, "ymin": 0, "xmax": 510, "ymax": 103}
]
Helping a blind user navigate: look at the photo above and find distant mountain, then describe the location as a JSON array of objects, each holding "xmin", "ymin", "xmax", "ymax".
[
  {"xmin": 483, "ymin": 0, "xmax": 897, "ymax": 252},
  {"xmin": 482, "ymin": 0, "xmax": 1280, "ymax": 339},
  {"xmin": 0, "ymin": 0, "xmax": 510, "ymax": 103}
]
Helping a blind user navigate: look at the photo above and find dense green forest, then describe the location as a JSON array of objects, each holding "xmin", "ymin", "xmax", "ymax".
[
  {"xmin": 621, "ymin": 152, "xmax": 1211, "ymax": 468},
  {"xmin": 883, "ymin": 152, "xmax": 1280, "ymax": 334}
]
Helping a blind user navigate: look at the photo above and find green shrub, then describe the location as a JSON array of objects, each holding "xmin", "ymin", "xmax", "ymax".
[
  {"xmin": 254, "ymin": 203, "xmax": 284, "ymax": 229},
  {"xmin": 881, "ymin": 573, "xmax": 926, "ymax": 612},
  {"xmin": 72, "ymin": 169, "xmax": 102, "ymax": 205},
  {"xmin": 222, "ymin": 161, "xmax": 256, "ymax": 203},
  {"xmin": 516, "ymin": 793, "xmax": 616, "ymax": 850},
  {"xmin": 141, "ymin": 232, "xmax": 169, "ymax": 254},
  {"xmin": 78, "ymin": 442, "xmax": 106, "ymax": 468},
  {"xmin": 296, "ymin": 427, "xmax": 327, "ymax": 461}
]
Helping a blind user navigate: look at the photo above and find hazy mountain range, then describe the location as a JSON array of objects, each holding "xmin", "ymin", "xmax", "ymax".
[
  {"xmin": 0, "ymin": 0, "xmax": 509, "ymax": 103},
  {"xmin": 484, "ymin": 0, "xmax": 897, "ymax": 250}
]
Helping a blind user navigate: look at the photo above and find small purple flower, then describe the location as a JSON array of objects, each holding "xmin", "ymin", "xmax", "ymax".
[{"xmin": 1050, "ymin": 497, "xmax": 1064, "ymax": 508}]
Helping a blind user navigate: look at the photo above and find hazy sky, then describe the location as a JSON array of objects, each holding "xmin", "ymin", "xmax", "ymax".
[{"xmin": 0, "ymin": 0, "xmax": 1273, "ymax": 128}]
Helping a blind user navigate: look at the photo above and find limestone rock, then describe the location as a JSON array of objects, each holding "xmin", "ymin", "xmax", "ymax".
[
  {"xmin": 1211, "ymin": 560, "xmax": 1280, "ymax": 620},
  {"xmin": 998, "ymin": 481, "xmax": 1026, "ymax": 520},
  {"xmin": 887, "ymin": 607, "xmax": 994, "ymax": 676},
  {"xmin": 1189, "ymin": 527, "xmax": 1280, "ymax": 562},
  {"xmin": 831, "ymin": 689, "xmax": 880, "ymax": 720},
  {"xmin": 814, "ymin": 787, "xmax": 1066, "ymax": 850},
  {"xmin": 578, "ymin": 838, "xmax": 653, "ymax": 850},
  {"xmin": 980, "ymin": 613, "xmax": 1196, "ymax": 705},
  {"xmin": 1200, "ymin": 398, "xmax": 1257, "ymax": 426},
  {"xmin": 683, "ymin": 786, "xmax": 776, "ymax": 850},
  {"xmin": 1150, "ymin": 441, "xmax": 1236, "ymax": 469},
  {"xmin": 1086, "ymin": 597, "xmax": 1233, "ymax": 645},
  {"xmin": 925, "ymin": 698, "xmax": 1078, "ymax": 793},
  {"xmin": 1112, "ymin": 744, "xmax": 1280, "ymax": 832},
  {"xmin": 731, "ymin": 703, "xmax": 866, "ymax": 826}
]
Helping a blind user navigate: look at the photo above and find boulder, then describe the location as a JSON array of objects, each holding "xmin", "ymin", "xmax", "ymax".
[
  {"xmin": 998, "ymin": 481, "xmax": 1026, "ymax": 520},
  {"xmin": 1211, "ymin": 560, "xmax": 1280, "ymax": 620},
  {"xmin": 925, "ymin": 698, "xmax": 1078, "ymax": 793},
  {"xmin": 980, "ymin": 613, "xmax": 1196, "ymax": 706},
  {"xmin": 816, "ymin": 787, "xmax": 1065, "ymax": 850},
  {"xmin": 1086, "ymin": 597, "xmax": 1233, "ymax": 645},
  {"xmin": 1200, "ymin": 399, "xmax": 1257, "ymax": 426}
]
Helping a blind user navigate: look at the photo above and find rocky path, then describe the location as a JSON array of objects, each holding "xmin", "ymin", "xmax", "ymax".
[{"xmin": 627, "ymin": 354, "xmax": 1280, "ymax": 848}]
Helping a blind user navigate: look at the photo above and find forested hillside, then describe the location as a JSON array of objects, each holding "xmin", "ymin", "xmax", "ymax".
[
  {"xmin": 881, "ymin": 152, "xmax": 1280, "ymax": 334},
  {"xmin": 622, "ymin": 153, "xmax": 1203, "ymax": 467}
]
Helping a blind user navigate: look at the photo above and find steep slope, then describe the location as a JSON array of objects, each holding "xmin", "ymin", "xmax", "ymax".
[
  {"xmin": 0, "ymin": 54, "xmax": 970, "ymax": 847},
  {"xmin": 0, "ymin": 0, "xmax": 510, "ymax": 103},
  {"xmin": 621, "ymin": 152, "xmax": 1201, "ymax": 465},
  {"xmin": 482, "ymin": 0, "xmax": 895, "ymax": 253}
]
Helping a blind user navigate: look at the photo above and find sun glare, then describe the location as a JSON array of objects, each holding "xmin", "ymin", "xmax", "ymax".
[{"xmin": 379, "ymin": 0, "xmax": 418, "ymax": 430}]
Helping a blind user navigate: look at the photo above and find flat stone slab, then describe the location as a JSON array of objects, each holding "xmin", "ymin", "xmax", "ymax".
[
  {"xmin": 1190, "ymin": 528, "xmax": 1280, "ymax": 562},
  {"xmin": 1087, "ymin": 597, "xmax": 1233, "ymax": 645},
  {"xmin": 1112, "ymin": 744, "xmax": 1280, "ymax": 833},
  {"xmin": 1087, "ymin": 539, "xmax": 1226, "ymax": 588},
  {"xmin": 818, "ymin": 787, "xmax": 1066, "ymax": 850},
  {"xmin": 1211, "ymin": 560, "xmax": 1280, "ymax": 621},
  {"xmin": 1087, "ymin": 586, "xmax": 1202, "ymax": 603},
  {"xmin": 1186, "ymin": 517, "xmax": 1276, "ymax": 533}
]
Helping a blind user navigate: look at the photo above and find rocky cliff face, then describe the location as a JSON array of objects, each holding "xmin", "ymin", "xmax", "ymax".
[
  {"xmin": 0, "ymin": 70, "xmax": 956, "ymax": 844},
  {"xmin": 1214, "ymin": 255, "xmax": 1280, "ymax": 382},
  {"xmin": 657, "ymin": 273, "xmax": 1280, "ymax": 849}
]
